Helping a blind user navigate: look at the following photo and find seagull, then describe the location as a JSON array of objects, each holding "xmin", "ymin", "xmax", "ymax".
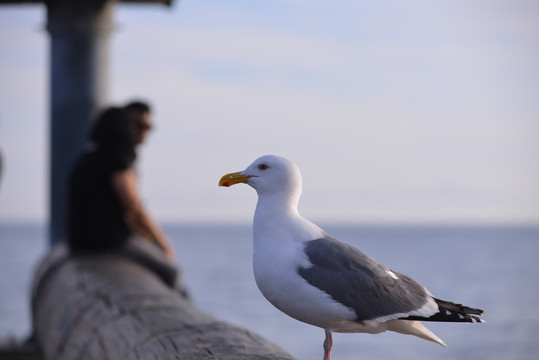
[{"xmin": 219, "ymin": 155, "xmax": 484, "ymax": 360}]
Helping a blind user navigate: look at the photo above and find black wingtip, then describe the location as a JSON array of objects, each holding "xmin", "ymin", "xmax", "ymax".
[
  {"xmin": 403, "ymin": 298, "xmax": 485, "ymax": 323},
  {"xmin": 434, "ymin": 297, "xmax": 485, "ymax": 316}
]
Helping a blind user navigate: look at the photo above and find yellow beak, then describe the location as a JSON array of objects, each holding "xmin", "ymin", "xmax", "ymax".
[{"xmin": 219, "ymin": 171, "xmax": 253, "ymax": 187}]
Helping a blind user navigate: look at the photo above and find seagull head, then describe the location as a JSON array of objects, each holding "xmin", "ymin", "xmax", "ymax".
[{"xmin": 219, "ymin": 155, "xmax": 303, "ymax": 201}]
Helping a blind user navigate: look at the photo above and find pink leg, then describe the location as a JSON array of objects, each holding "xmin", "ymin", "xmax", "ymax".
[{"xmin": 323, "ymin": 330, "xmax": 333, "ymax": 360}]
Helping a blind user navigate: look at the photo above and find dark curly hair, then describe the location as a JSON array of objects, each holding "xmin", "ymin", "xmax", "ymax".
[{"xmin": 90, "ymin": 107, "xmax": 136, "ymax": 166}]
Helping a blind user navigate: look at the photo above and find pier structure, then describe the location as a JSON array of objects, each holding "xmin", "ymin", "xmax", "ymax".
[{"xmin": 0, "ymin": 0, "xmax": 171, "ymax": 245}]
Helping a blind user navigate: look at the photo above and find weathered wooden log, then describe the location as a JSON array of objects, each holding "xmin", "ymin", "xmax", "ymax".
[{"xmin": 32, "ymin": 245, "xmax": 296, "ymax": 360}]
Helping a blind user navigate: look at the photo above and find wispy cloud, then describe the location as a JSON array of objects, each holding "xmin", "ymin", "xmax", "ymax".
[{"xmin": 1, "ymin": 1, "xmax": 538, "ymax": 223}]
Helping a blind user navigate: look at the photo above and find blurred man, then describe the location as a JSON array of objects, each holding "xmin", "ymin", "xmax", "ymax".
[{"xmin": 67, "ymin": 102, "xmax": 179, "ymax": 289}]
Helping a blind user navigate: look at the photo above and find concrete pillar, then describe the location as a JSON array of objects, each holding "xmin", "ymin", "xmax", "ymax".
[{"xmin": 46, "ymin": 0, "xmax": 115, "ymax": 244}]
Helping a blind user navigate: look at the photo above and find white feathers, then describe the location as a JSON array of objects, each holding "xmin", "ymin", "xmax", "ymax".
[
  {"xmin": 223, "ymin": 155, "xmax": 449, "ymax": 347},
  {"xmin": 386, "ymin": 269, "xmax": 399, "ymax": 279},
  {"xmin": 387, "ymin": 320, "xmax": 447, "ymax": 347}
]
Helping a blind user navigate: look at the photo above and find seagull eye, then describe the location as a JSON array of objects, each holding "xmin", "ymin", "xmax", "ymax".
[{"xmin": 258, "ymin": 164, "xmax": 269, "ymax": 171}]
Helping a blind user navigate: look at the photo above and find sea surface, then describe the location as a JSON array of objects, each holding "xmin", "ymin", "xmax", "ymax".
[{"xmin": 1, "ymin": 223, "xmax": 538, "ymax": 360}]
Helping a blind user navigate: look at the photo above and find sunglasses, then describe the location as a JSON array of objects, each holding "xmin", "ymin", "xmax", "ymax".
[{"xmin": 135, "ymin": 122, "xmax": 152, "ymax": 131}]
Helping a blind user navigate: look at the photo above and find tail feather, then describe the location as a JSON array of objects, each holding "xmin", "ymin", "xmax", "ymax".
[
  {"xmin": 404, "ymin": 298, "xmax": 485, "ymax": 323},
  {"xmin": 387, "ymin": 320, "xmax": 447, "ymax": 347}
]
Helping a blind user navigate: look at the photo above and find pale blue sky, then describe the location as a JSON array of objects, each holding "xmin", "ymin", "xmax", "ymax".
[{"xmin": 0, "ymin": 0, "xmax": 538, "ymax": 224}]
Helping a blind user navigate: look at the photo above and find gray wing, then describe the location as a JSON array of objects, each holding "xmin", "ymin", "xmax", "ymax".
[{"xmin": 297, "ymin": 235, "xmax": 430, "ymax": 322}]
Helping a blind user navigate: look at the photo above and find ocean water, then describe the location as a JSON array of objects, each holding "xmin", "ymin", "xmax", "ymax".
[{"xmin": 1, "ymin": 223, "xmax": 538, "ymax": 360}]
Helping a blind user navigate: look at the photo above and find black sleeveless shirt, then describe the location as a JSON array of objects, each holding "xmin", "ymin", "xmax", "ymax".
[{"xmin": 67, "ymin": 149, "xmax": 133, "ymax": 252}]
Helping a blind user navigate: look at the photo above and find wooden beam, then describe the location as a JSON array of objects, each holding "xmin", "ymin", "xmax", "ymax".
[{"xmin": 32, "ymin": 246, "xmax": 297, "ymax": 360}]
